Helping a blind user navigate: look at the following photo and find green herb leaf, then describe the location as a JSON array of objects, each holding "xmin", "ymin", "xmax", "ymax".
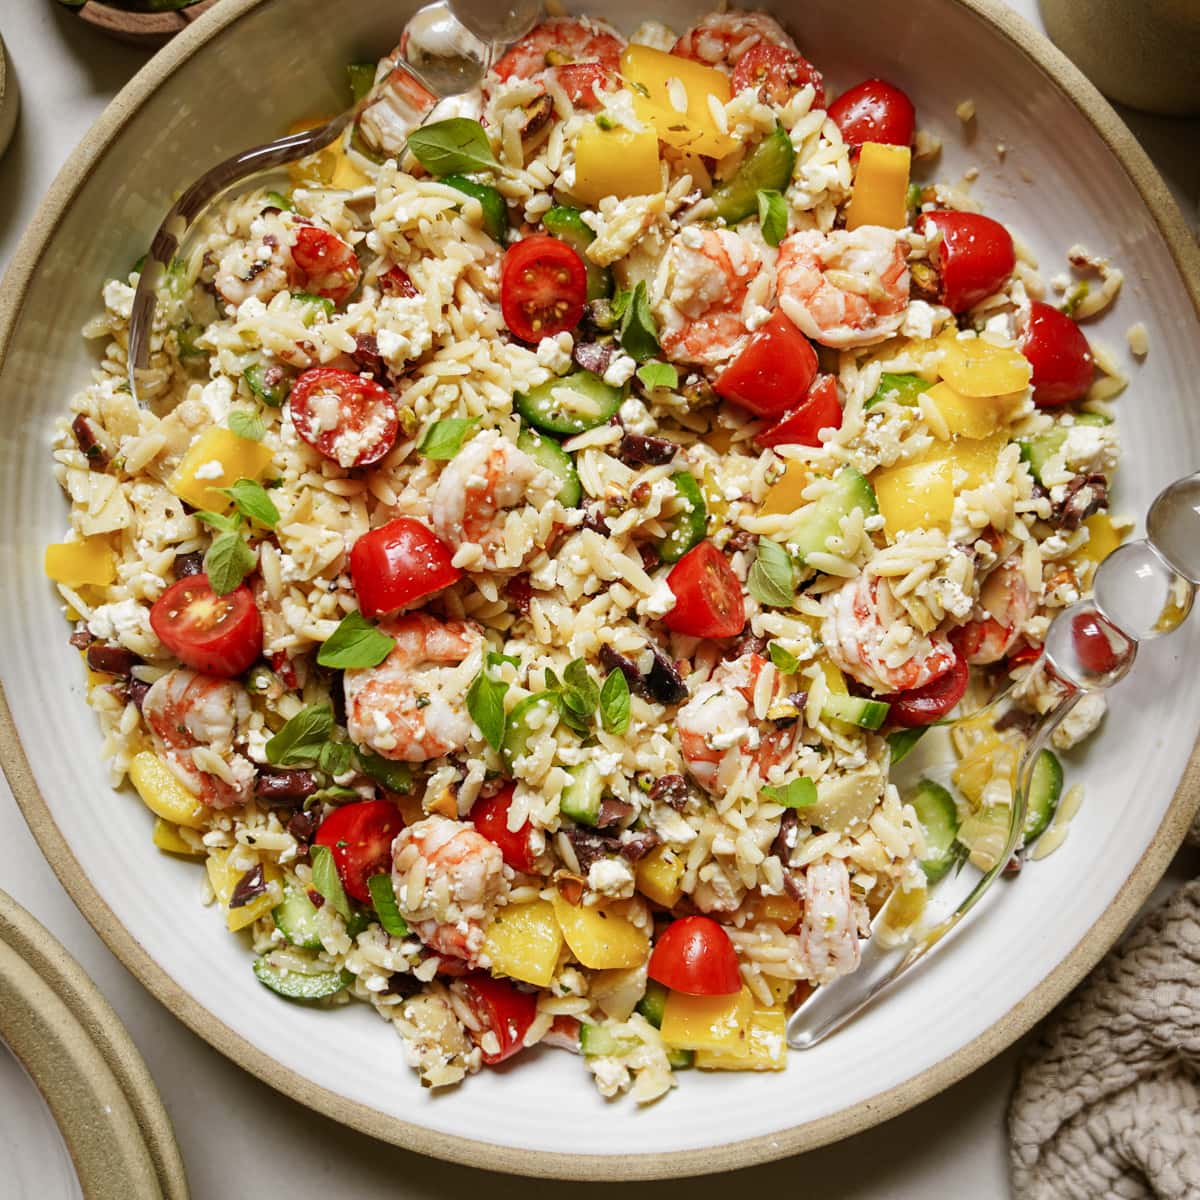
[
  {"xmin": 748, "ymin": 538, "xmax": 795, "ymax": 608},
  {"xmin": 767, "ymin": 642, "xmax": 800, "ymax": 673},
  {"xmin": 563, "ymin": 659, "xmax": 600, "ymax": 710},
  {"xmin": 347, "ymin": 62, "xmax": 377, "ymax": 105},
  {"xmin": 266, "ymin": 704, "xmax": 334, "ymax": 767},
  {"xmin": 317, "ymin": 740, "xmax": 354, "ymax": 779},
  {"xmin": 357, "ymin": 750, "xmax": 414, "ymax": 794},
  {"xmin": 467, "ymin": 665, "xmax": 509, "ymax": 751},
  {"xmin": 756, "ymin": 188, "xmax": 788, "ymax": 248},
  {"xmin": 761, "ymin": 778, "xmax": 818, "ymax": 808},
  {"xmin": 194, "ymin": 510, "xmax": 242, "ymax": 535},
  {"xmin": 317, "ymin": 611, "xmax": 396, "ymax": 670},
  {"xmin": 367, "ymin": 874, "xmax": 410, "ymax": 937},
  {"xmin": 594, "ymin": 114, "xmax": 615, "ymax": 131},
  {"xmin": 636, "ymin": 361, "xmax": 678, "ymax": 392},
  {"xmin": 291, "ymin": 292, "xmax": 335, "ymax": 325},
  {"xmin": 204, "ymin": 531, "xmax": 257, "ymax": 596},
  {"xmin": 306, "ymin": 784, "xmax": 360, "ymax": 804},
  {"xmin": 310, "ymin": 843, "xmax": 351, "ymax": 922},
  {"xmin": 228, "ymin": 409, "xmax": 266, "ymax": 442},
  {"xmin": 617, "ymin": 281, "xmax": 660, "ymax": 363},
  {"xmin": 888, "ymin": 727, "xmax": 928, "ymax": 765},
  {"xmin": 263, "ymin": 190, "xmax": 294, "ymax": 213},
  {"xmin": 417, "ymin": 417, "xmax": 477, "ymax": 460},
  {"xmin": 220, "ymin": 478, "xmax": 279, "ymax": 528},
  {"xmin": 599, "ymin": 669, "xmax": 631, "ymax": 735},
  {"xmin": 407, "ymin": 118, "xmax": 500, "ymax": 177},
  {"xmin": 489, "ymin": 651, "xmax": 521, "ymax": 670}
]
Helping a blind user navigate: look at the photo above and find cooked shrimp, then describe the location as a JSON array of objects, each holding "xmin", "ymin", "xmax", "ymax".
[
  {"xmin": 142, "ymin": 669, "xmax": 255, "ymax": 809},
  {"xmin": 345, "ymin": 614, "xmax": 484, "ymax": 762},
  {"xmin": 392, "ymin": 815, "xmax": 508, "ymax": 963},
  {"xmin": 822, "ymin": 573, "xmax": 958, "ymax": 694},
  {"xmin": 798, "ymin": 857, "xmax": 861, "ymax": 985},
  {"xmin": 655, "ymin": 227, "xmax": 765, "ymax": 368},
  {"xmin": 355, "ymin": 61, "xmax": 438, "ymax": 159},
  {"xmin": 430, "ymin": 429, "xmax": 562, "ymax": 572},
  {"xmin": 777, "ymin": 227, "xmax": 910, "ymax": 349},
  {"xmin": 491, "ymin": 17, "xmax": 624, "ymax": 109},
  {"xmin": 955, "ymin": 552, "xmax": 1037, "ymax": 665},
  {"xmin": 672, "ymin": 10, "xmax": 794, "ymax": 69}
]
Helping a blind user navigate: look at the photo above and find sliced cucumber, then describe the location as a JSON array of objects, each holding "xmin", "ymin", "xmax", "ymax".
[
  {"xmin": 561, "ymin": 761, "xmax": 604, "ymax": 826},
  {"xmin": 357, "ymin": 750, "xmax": 414, "ymax": 795},
  {"xmin": 907, "ymin": 779, "xmax": 960, "ymax": 884},
  {"xmin": 263, "ymin": 189, "xmax": 294, "ymax": 212},
  {"xmin": 253, "ymin": 957, "xmax": 352, "ymax": 1001},
  {"xmin": 272, "ymin": 886, "xmax": 323, "ymax": 950},
  {"xmin": 580, "ymin": 1022, "xmax": 638, "ymax": 1057},
  {"xmin": 821, "ymin": 692, "xmax": 890, "ymax": 731},
  {"xmin": 1022, "ymin": 748, "xmax": 1063, "ymax": 843},
  {"xmin": 865, "ymin": 372, "xmax": 931, "ymax": 410},
  {"xmin": 635, "ymin": 980, "xmax": 668, "ymax": 1029},
  {"xmin": 659, "ymin": 471, "xmax": 707, "ymax": 563},
  {"xmin": 710, "ymin": 127, "xmax": 796, "ymax": 226},
  {"xmin": 791, "ymin": 467, "xmax": 878, "ymax": 566},
  {"xmin": 542, "ymin": 205, "xmax": 613, "ymax": 300},
  {"xmin": 514, "ymin": 370, "xmax": 623, "ymax": 436},
  {"xmin": 1017, "ymin": 412, "xmax": 1110, "ymax": 484},
  {"xmin": 441, "ymin": 175, "xmax": 508, "ymax": 243},
  {"xmin": 244, "ymin": 362, "xmax": 290, "ymax": 407},
  {"xmin": 517, "ymin": 427, "xmax": 582, "ymax": 507},
  {"xmin": 666, "ymin": 1047, "xmax": 695, "ymax": 1070},
  {"xmin": 501, "ymin": 693, "xmax": 559, "ymax": 770},
  {"xmin": 291, "ymin": 292, "xmax": 335, "ymax": 324}
]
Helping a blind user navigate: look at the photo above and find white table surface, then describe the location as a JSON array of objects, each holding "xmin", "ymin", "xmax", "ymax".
[{"xmin": 0, "ymin": 3, "xmax": 1197, "ymax": 1197}]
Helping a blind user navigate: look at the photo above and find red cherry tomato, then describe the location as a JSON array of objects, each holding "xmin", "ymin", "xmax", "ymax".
[
  {"xmin": 884, "ymin": 649, "xmax": 968, "ymax": 727},
  {"xmin": 1007, "ymin": 643, "xmax": 1042, "ymax": 669},
  {"xmin": 731, "ymin": 43, "xmax": 826, "ymax": 109},
  {"xmin": 1071, "ymin": 610, "xmax": 1121, "ymax": 676},
  {"xmin": 470, "ymin": 784, "xmax": 537, "ymax": 873},
  {"xmin": 314, "ymin": 799, "xmax": 405, "ymax": 904},
  {"xmin": 662, "ymin": 542, "xmax": 746, "ymax": 640},
  {"xmin": 458, "ymin": 973, "xmax": 538, "ymax": 1065},
  {"xmin": 553, "ymin": 63, "xmax": 613, "ymax": 109},
  {"xmin": 290, "ymin": 225, "xmax": 361, "ymax": 305},
  {"xmin": 754, "ymin": 374, "xmax": 842, "ymax": 448},
  {"xmin": 288, "ymin": 367, "xmax": 399, "ymax": 469},
  {"xmin": 378, "ymin": 264, "xmax": 418, "ymax": 298},
  {"xmin": 714, "ymin": 310, "xmax": 819, "ymax": 418},
  {"xmin": 1021, "ymin": 301, "xmax": 1095, "ymax": 408},
  {"xmin": 500, "ymin": 235, "xmax": 587, "ymax": 343},
  {"xmin": 827, "ymin": 78, "xmax": 915, "ymax": 149},
  {"xmin": 150, "ymin": 576, "xmax": 262, "ymax": 678},
  {"xmin": 922, "ymin": 211, "xmax": 1015, "ymax": 313},
  {"xmin": 648, "ymin": 915, "xmax": 741, "ymax": 996},
  {"xmin": 349, "ymin": 517, "xmax": 462, "ymax": 619}
]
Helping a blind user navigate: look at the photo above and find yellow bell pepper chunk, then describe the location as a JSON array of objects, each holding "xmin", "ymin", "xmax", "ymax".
[
  {"xmin": 660, "ymin": 986, "xmax": 754, "ymax": 1052},
  {"xmin": 873, "ymin": 455, "xmax": 955, "ymax": 535},
  {"xmin": 695, "ymin": 1005, "xmax": 787, "ymax": 1071},
  {"xmin": 572, "ymin": 125, "xmax": 662, "ymax": 206},
  {"xmin": 635, "ymin": 844, "xmax": 685, "ymax": 909},
  {"xmin": 620, "ymin": 45, "xmax": 738, "ymax": 159},
  {"xmin": 766, "ymin": 976, "xmax": 796, "ymax": 1007},
  {"xmin": 129, "ymin": 751, "xmax": 207, "ymax": 830},
  {"xmin": 926, "ymin": 380, "xmax": 1024, "ymax": 440},
  {"xmin": 1077, "ymin": 512, "xmax": 1124, "ymax": 565},
  {"xmin": 845, "ymin": 143, "xmax": 911, "ymax": 232},
  {"xmin": 152, "ymin": 818, "xmax": 203, "ymax": 857},
  {"xmin": 205, "ymin": 848, "xmax": 282, "ymax": 932},
  {"xmin": 952, "ymin": 430, "xmax": 1007, "ymax": 488},
  {"xmin": 552, "ymin": 894, "xmax": 650, "ymax": 970},
  {"xmin": 286, "ymin": 120, "xmax": 371, "ymax": 190},
  {"xmin": 482, "ymin": 900, "xmax": 563, "ymax": 988},
  {"xmin": 170, "ymin": 428, "xmax": 275, "ymax": 512},
  {"xmin": 937, "ymin": 329, "xmax": 1032, "ymax": 397},
  {"xmin": 952, "ymin": 733, "xmax": 1018, "ymax": 805},
  {"xmin": 44, "ymin": 538, "xmax": 116, "ymax": 587},
  {"xmin": 818, "ymin": 656, "xmax": 848, "ymax": 696},
  {"xmin": 759, "ymin": 461, "xmax": 809, "ymax": 516}
]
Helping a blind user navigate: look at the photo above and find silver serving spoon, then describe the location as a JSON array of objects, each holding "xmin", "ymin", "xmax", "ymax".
[
  {"xmin": 787, "ymin": 470, "xmax": 1200, "ymax": 1049},
  {"xmin": 127, "ymin": 0, "xmax": 541, "ymax": 400}
]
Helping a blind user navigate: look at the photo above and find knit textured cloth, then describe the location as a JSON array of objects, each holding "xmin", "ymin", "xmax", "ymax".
[{"xmin": 1009, "ymin": 812, "xmax": 1200, "ymax": 1199}]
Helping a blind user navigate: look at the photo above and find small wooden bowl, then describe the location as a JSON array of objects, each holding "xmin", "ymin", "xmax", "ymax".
[{"xmin": 74, "ymin": 0, "xmax": 222, "ymax": 47}]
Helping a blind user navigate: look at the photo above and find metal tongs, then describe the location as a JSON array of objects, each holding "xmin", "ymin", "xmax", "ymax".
[{"xmin": 787, "ymin": 470, "xmax": 1200, "ymax": 1048}]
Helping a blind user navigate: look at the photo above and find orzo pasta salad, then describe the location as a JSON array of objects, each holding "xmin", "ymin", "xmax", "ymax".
[{"xmin": 47, "ymin": 8, "xmax": 1127, "ymax": 1101}]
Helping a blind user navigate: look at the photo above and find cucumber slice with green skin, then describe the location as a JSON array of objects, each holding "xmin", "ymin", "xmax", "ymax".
[
  {"xmin": 1017, "ymin": 413, "xmax": 1110, "ymax": 485},
  {"xmin": 865, "ymin": 372, "xmax": 932, "ymax": 410},
  {"xmin": 1022, "ymin": 748, "xmax": 1063, "ymax": 842},
  {"xmin": 441, "ymin": 175, "xmax": 508, "ymax": 243},
  {"xmin": 347, "ymin": 62, "xmax": 376, "ymax": 104},
  {"xmin": 357, "ymin": 749, "xmax": 414, "ymax": 795},
  {"xmin": 636, "ymin": 980, "xmax": 669, "ymax": 1029},
  {"xmin": 252, "ymin": 958, "xmax": 352, "ymax": 1001},
  {"xmin": 908, "ymin": 779, "xmax": 960, "ymax": 884},
  {"xmin": 263, "ymin": 190, "xmax": 294, "ymax": 212},
  {"xmin": 666, "ymin": 1047, "xmax": 695, "ymax": 1070},
  {"xmin": 514, "ymin": 370, "xmax": 624, "ymax": 436},
  {"xmin": 272, "ymin": 886, "xmax": 323, "ymax": 950},
  {"xmin": 561, "ymin": 761, "xmax": 604, "ymax": 826},
  {"xmin": 501, "ymin": 693, "xmax": 560, "ymax": 770},
  {"xmin": 291, "ymin": 292, "xmax": 335, "ymax": 323},
  {"xmin": 517, "ymin": 427, "xmax": 582, "ymax": 507},
  {"xmin": 345, "ymin": 908, "xmax": 371, "ymax": 939},
  {"xmin": 243, "ymin": 362, "xmax": 290, "ymax": 408},
  {"xmin": 542, "ymin": 205, "xmax": 613, "ymax": 300},
  {"xmin": 579, "ymin": 1023, "xmax": 639, "ymax": 1057},
  {"xmin": 821, "ymin": 693, "xmax": 890, "ymax": 731},
  {"xmin": 791, "ymin": 466, "xmax": 878, "ymax": 566},
  {"xmin": 658, "ymin": 471, "xmax": 708, "ymax": 563},
  {"xmin": 710, "ymin": 127, "xmax": 796, "ymax": 226}
]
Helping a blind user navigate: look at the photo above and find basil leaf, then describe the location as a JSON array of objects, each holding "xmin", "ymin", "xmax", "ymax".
[
  {"xmin": 367, "ymin": 874, "xmax": 410, "ymax": 937},
  {"xmin": 266, "ymin": 704, "xmax": 334, "ymax": 767},
  {"xmin": 748, "ymin": 538, "xmax": 795, "ymax": 608},
  {"xmin": 489, "ymin": 651, "xmax": 521, "ymax": 670},
  {"xmin": 357, "ymin": 750, "xmax": 414, "ymax": 794},
  {"xmin": 194, "ymin": 510, "xmax": 242, "ymax": 535},
  {"xmin": 767, "ymin": 642, "xmax": 800, "ymax": 673},
  {"xmin": 228, "ymin": 409, "xmax": 266, "ymax": 442},
  {"xmin": 204, "ymin": 531, "xmax": 256, "ymax": 596},
  {"xmin": 618, "ymin": 281, "xmax": 659, "ymax": 362},
  {"xmin": 599, "ymin": 668, "xmax": 631, "ymax": 735},
  {"xmin": 467, "ymin": 666, "xmax": 509, "ymax": 751},
  {"xmin": 317, "ymin": 611, "xmax": 396, "ymax": 670},
  {"xmin": 888, "ymin": 727, "xmax": 928, "ymax": 765},
  {"xmin": 636, "ymin": 361, "xmax": 678, "ymax": 391},
  {"xmin": 407, "ymin": 118, "xmax": 499, "ymax": 177},
  {"xmin": 761, "ymin": 778, "xmax": 818, "ymax": 808},
  {"xmin": 317, "ymin": 739, "xmax": 354, "ymax": 778},
  {"xmin": 756, "ymin": 188, "xmax": 788, "ymax": 248},
  {"xmin": 417, "ymin": 417, "xmax": 477, "ymax": 460},
  {"xmin": 220, "ymin": 478, "xmax": 279, "ymax": 528},
  {"xmin": 310, "ymin": 843, "xmax": 351, "ymax": 922}
]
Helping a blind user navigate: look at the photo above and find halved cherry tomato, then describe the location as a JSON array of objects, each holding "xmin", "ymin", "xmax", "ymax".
[
  {"xmin": 349, "ymin": 517, "xmax": 461, "ymax": 619},
  {"xmin": 827, "ymin": 78, "xmax": 915, "ymax": 150},
  {"xmin": 648, "ymin": 915, "xmax": 741, "ymax": 996},
  {"xmin": 884, "ymin": 649, "xmax": 968, "ymax": 727},
  {"xmin": 714, "ymin": 309, "xmax": 818, "ymax": 418},
  {"xmin": 500, "ymin": 235, "xmax": 587, "ymax": 344},
  {"xmin": 378, "ymin": 264, "xmax": 418, "ymax": 298},
  {"xmin": 458, "ymin": 973, "xmax": 538, "ymax": 1065},
  {"xmin": 922, "ymin": 211, "xmax": 1015, "ymax": 313},
  {"xmin": 1071, "ymin": 610, "xmax": 1122, "ymax": 676},
  {"xmin": 314, "ymin": 799, "xmax": 405, "ymax": 904},
  {"xmin": 732, "ymin": 43, "xmax": 825, "ymax": 109},
  {"xmin": 471, "ymin": 784, "xmax": 537, "ymax": 873},
  {"xmin": 754, "ymin": 374, "xmax": 842, "ymax": 448},
  {"xmin": 290, "ymin": 225, "xmax": 361, "ymax": 305},
  {"xmin": 662, "ymin": 542, "xmax": 745, "ymax": 640},
  {"xmin": 289, "ymin": 367, "xmax": 399, "ymax": 469},
  {"xmin": 150, "ymin": 575, "xmax": 262, "ymax": 678},
  {"xmin": 1021, "ymin": 300, "xmax": 1094, "ymax": 408},
  {"xmin": 553, "ymin": 63, "xmax": 613, "ymax": 109}
]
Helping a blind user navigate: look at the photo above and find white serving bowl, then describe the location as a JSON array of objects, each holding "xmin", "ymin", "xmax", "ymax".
[{"xmin": 1, "ymin": 0, "xmax": 1198, "ymax": 1180}]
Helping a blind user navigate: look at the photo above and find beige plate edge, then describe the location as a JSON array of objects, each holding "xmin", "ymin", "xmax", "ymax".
[{"xmin": 0, "ymin": 0, "xmax": 1198, "ymax": 1181}]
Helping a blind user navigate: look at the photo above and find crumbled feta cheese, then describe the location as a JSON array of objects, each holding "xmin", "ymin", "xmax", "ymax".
[
  {"xmin": 603, "ymin": 354, "xmax": 637, "ymax": 387},
  {"xmin": 1061, "ymin": 424, "xmax": 1118, "ymax": 474},
  {"xmin": 642, "ymin": 578, "xmax": 677, "ymax": 618},
  {"xmin": 629, "ymin": 20, "xmax": 675, "ymax": 51},
  {"xmin": 103, "ymin": 279, "xmax": 135, "ymax": 321},
  {"xmin": 536, "ymin": 331, "xmax": 574, "ymax": 375},
  {"xmin": 1052, "ymin": 692, "xmax": 1106, "ymax": 750},
  {"xmin": 618, "ymin": 396, "xmax": 655, "ymax": 434},
  {"xmin": 587, "ymin": 857, "xmax": 635, "ymax": 897},
  {"xmin": 709, "ymin": 726, "xmax": 748, "ymax": 752},
  {"xmin": 199, "ymin": 375, "xmax": 234, "ymax": 422},
  {"xmin": 193, "ymin": 459, "xmax": 225, "ymax": 481}
]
